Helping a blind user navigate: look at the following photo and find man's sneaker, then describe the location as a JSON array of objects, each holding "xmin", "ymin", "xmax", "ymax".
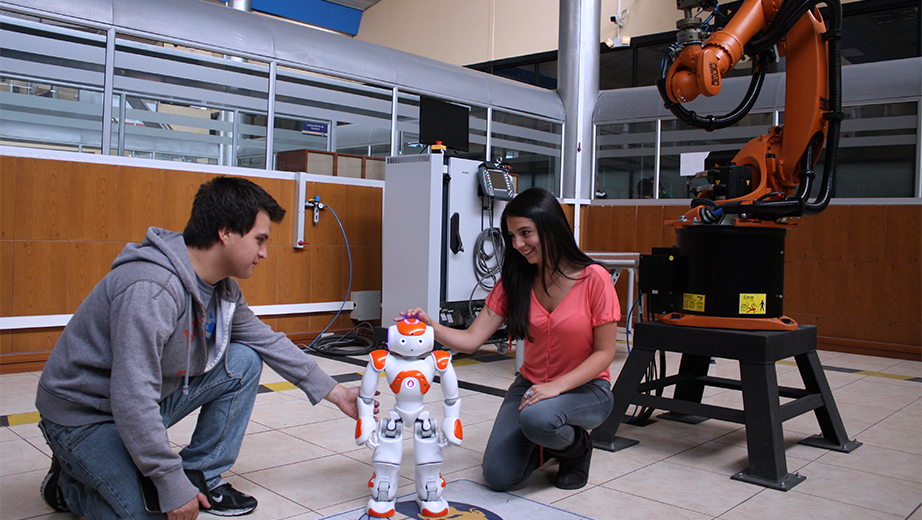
[
  {"xmin": 204, "ymin": 483, "xmax": 257, "ymax": 516},
  {"xmin": 40, "ymin": 456, "xmax": 69, "ymax": 513}
]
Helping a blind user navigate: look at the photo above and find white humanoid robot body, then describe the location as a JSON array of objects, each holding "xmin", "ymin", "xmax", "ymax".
[{"xmin": 356, "ymin": 318, "xmax": 462, "ymax": 518}]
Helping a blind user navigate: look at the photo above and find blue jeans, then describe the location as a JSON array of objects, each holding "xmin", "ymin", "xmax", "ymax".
[
  {"xmin": 481, "ymin": 374, "xmax": 613, "ymax": 491},
  {"xmin": 38, "ymin": 343, "xmax": 262, "ymax": 519}
]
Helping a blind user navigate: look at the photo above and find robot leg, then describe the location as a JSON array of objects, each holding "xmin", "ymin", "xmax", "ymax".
[
  {"xmin": 413, "ymin": 412, "xmax": 448, "ymax": 517},
  {"xmin": 367, "ymin": 411, "xmax": 404, "ymax": 518}
]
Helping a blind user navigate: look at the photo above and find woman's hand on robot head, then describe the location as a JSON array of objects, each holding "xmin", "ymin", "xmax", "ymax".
[{"xmin": 398, "ymin": 308, "xmax": 432, "ymax": 326}]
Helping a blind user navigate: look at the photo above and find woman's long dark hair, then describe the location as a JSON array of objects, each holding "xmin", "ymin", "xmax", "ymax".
[{"xmin": 500, "ymin": 187, "xmax": 597, "ymax": 341}]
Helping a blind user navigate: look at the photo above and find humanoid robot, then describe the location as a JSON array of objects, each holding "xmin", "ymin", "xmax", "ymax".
[{"xmin": 356, "ymin": 317, "xmax": 462, "ymax": 518}]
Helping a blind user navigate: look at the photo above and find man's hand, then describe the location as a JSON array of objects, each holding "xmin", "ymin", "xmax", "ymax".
[
  {"xmin": 167, "ymin": 493, "xmax": 210, "ymax": 520},
  {"xmin": 325, "ymin": 384, "xmax": 379, "ymax": 420}
]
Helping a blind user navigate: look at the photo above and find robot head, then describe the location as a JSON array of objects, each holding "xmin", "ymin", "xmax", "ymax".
[{"xmin": 387, "ymin": 318, "xmax": 434, "ymax": 358}]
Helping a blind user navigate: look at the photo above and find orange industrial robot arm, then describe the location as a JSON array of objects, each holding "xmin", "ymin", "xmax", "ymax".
[{"xmin": 658, "ymin": 0, "xmax": 843, "ymax": 226}]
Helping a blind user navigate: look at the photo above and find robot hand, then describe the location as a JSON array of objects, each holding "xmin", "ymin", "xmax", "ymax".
[
  {"xmin": 439, "ymin": 417, "xmax": 463, "ymax": 448},
  {"xmin": 355, "ymin": 415, "xmax": 378, "ymax": 447}
]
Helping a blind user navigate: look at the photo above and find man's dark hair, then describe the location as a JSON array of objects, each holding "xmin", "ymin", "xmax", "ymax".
[{"xmin": 183, "ymin": 176, "xmax": 286, "ymax": 248}]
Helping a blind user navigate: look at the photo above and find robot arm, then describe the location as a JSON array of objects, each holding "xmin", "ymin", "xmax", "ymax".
[
  {"xmin": 356, "ymin": 349, "xmax": 387, "ymax": 446},
  {"xmin": 433, "ymin": 350, "xmax": 462, "ymax": 446},
  {"xmin": 660, "ymin": 0, "xmax": 843, "ymax": 225}
]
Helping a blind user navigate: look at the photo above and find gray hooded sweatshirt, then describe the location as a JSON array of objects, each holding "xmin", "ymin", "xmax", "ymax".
[{"xmin": 36, "ymin": 227, "xmax": 337, "ymax": 512}]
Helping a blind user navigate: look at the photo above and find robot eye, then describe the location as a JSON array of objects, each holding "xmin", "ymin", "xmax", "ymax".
[
  {"xmin": 400, "ymin": 339, "xmax": 407, "ymax": 345},
  {"xmin": 418, "ymin": 339, "xmax": 424, "ymax": 345}
]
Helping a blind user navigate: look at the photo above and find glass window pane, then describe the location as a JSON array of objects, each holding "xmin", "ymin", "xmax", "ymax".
[
  {"xmin": 840, "ymin": 4, "xmax": 919, "ymax": 64},
  {"xmin": 491, "ymin": 111, "xmax": 562, "ymax": 195},
  {"xmin": 600, "ymin": 48, "xmax": 634, "ymax": 90},
  {"xmin": 112, "ymin": 36, "xmax": 270, "ymax": 167},
  {"xmin": 812, "ymin": 101, "xmax": 918, "ymax": 198},
  {"xmin": 237, "ymin": 111, "xmax": 267, "ymax": 169},
  {"xmin": 636, "ymin": 45, "xmax": 670, "ymax": 88},
  {"xmin": 659, "ymin": 113, "xmax": 775, "ymax": 200},
  {"xmin": 273, "ymin": 114, "xmax": 330, "ymax": 160},
  {"xmin": 595, "ymin": 121, "xmax": 658, "ymax": 199},
  {"xmin": 0, "ymin": 15, "xmax": 107, "ymax": 153},
  {"xmin": 116, "ymin": 97, "xmax": 223, "ymax": 164},
  {"xmin": 273, "ymin": 68, "xmax": 393, "ymax": 157},
  {"xmin": 275, "ymin": 68, "xmax": 393, "ymax": 159}
]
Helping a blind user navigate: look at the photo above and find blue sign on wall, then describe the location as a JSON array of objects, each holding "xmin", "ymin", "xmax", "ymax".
[
  {"xmin": 249, "ymin": 0, "xmax": 363, "ymax": 36},
  {"xmin": 302, "ymin": 122, "xmax": 329, "ymax": 137}
]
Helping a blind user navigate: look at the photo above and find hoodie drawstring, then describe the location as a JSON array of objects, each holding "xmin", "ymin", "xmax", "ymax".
[{"xmin": 183, "ymin": 294, "xmax": 192, "ymax": 395}]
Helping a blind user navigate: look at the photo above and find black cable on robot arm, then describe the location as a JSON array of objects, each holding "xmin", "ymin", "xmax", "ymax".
[
  {"xmin": 656, "ymin": 50, "xmax": 771, "ymax": 132},
  {"xmin": 804, "ymin": 0, "xmax": 843, "ymax": 215}
]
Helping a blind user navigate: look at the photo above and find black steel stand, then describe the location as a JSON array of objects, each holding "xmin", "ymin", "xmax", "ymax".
[{"xmin": 590, "ymin": 322, "xmax": 861, "ymax": 491}]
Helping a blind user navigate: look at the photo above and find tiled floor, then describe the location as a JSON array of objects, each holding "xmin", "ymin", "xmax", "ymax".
[{"xmin": 1, "ymin": 339, "xmax": 920, "ymax": 520}]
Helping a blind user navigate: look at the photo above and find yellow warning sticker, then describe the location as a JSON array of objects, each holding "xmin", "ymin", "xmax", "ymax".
[
  {"xmin": 683, "ymin": 293, "xmax": 706, "ymax": 312},
  {"xmin": 739, "ymin": 294, "xmax": 767, "ymax": 314}
]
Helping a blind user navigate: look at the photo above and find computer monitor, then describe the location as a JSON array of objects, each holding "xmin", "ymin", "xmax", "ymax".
[{"xmin": 418, "ymin": 96, "xmax": 470, "ymax": 152}]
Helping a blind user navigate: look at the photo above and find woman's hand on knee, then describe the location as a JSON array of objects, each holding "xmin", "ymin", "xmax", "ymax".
[{"xmin": 519, "ymin": 383, "xmax": 561, "ymax": 410}]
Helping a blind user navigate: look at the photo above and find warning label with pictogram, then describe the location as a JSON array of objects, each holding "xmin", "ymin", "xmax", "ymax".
[
  {"xmin": 683, "ymin": 293, "xmax": 706, "ymax": 312},
  {"xmin": 739, "ymin": 294, "xmax": 767, "ymax": 314}
]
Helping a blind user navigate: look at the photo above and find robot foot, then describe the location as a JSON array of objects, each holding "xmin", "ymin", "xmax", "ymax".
[
  {"xmin": 367, "ymin": 498, "xmax": 396, "ymax": 518},
  {"xmin": 416, "ymin": 497, "xmax": 449, "ymax": 518}
]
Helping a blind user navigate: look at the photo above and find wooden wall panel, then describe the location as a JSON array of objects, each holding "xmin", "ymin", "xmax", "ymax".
[
  {"xmin": 252, "ymin": 178, "xmax": 286, "ymax": 246},
  {"xmin": 66, "ymin": 242, "xmax": 123, "ymax": 313},
  {"xmin": 608, "ymin": 206, "xmax": 637, "ymax": 252},
  {"xmin": 784, "ymin": 218, "xmax": 813, "ymax": 260},
  {"xmin": 276, "ymin": 179, "xmax": 296, "ymax": 247},
  {"xmin": 1, "ymin": 155, "xmax": 15, "ymax": 240},
  {"xmin": 311, "ymin": 182, "xmax": 347, "ymax": 247},
  {"xmin": 13, "ymin": 241, "xmax": 68, "ymax": 316},
  {"xmin": 847, "ymin": 205, "xmax": 888, "ymax": 263},
  {"xmin": 311, "ymin": 245, "xmax": 346, "ymax": 302},
  {"xmin": 277, "ymin": 247, "xmax": 312, "ymax": 306},
  {"xmin": 350, "ymin": 246, "xmax": 382, "ymax": 293},
  {"xmin": 343, "ymin": 185, "xmax": 383, "ymax": 248},
  {"xmin": 882, "ymin": 262, "xmax": 921, "ymax": 323},
  {"xmin": 812, "ymin": 260, "xmax": 849, "ymax": 318},
  {"xmin": 561, "ymin": 203, "xmax": 575, "ymax": 229},
  {"xmin": 237, "ymin": 243, "xmax": 279, "ymax": 307},
  {"xmin": 0, "ymin": 240, "xmax": 12, "ymax": 317},
  {"xmin": 69, "ymin": 162, "xmax": 119, "ymax": 241},
  {"xmin": 812, "ymin": 205, "xmax": 849, "ymax": 261},
  {"xmin": 582, "ymin": 205, "xmax": 613, "ymax": 251},
  {"xmin": 118, "ymin": 166, "xmax": 164, "ymax": 242},
  {"xmin": 783, "ymin": 258, "xmax": 813, "ymax": 315},
  {"xmin": 163, "ymin": 170, "xmax": 205, "ymax": 233},
  {"xmin": 635, "ymin": 205, "xmax": 666, "ymax": 255},
  {"xmin": 276, "ymin": 315, "xmax": 312, "ymax": 338},
  {"xmin": 887, "ymin": 321, "xmax": 922, "ymax": 347},
  {"xmin": 886, "ymin": 205, "xmax": 922, "ymax": 265},
  {"xmin": 10, "ymin": 329, "xmax": 61, "ymax": 355},
  {"xmin": 15, "ymin": 158, "xmax": 70, "ymax": 240}
]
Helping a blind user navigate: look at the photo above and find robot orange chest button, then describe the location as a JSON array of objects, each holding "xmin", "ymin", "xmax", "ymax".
[{"xmin": 389, "ymin": 370, "xmax": 431, "ymax": 394}]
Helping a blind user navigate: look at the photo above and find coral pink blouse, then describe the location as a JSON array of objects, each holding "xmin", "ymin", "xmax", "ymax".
[{"xmin": 485, "ymin": 263, "xmax": 620, "ymax": 384}]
